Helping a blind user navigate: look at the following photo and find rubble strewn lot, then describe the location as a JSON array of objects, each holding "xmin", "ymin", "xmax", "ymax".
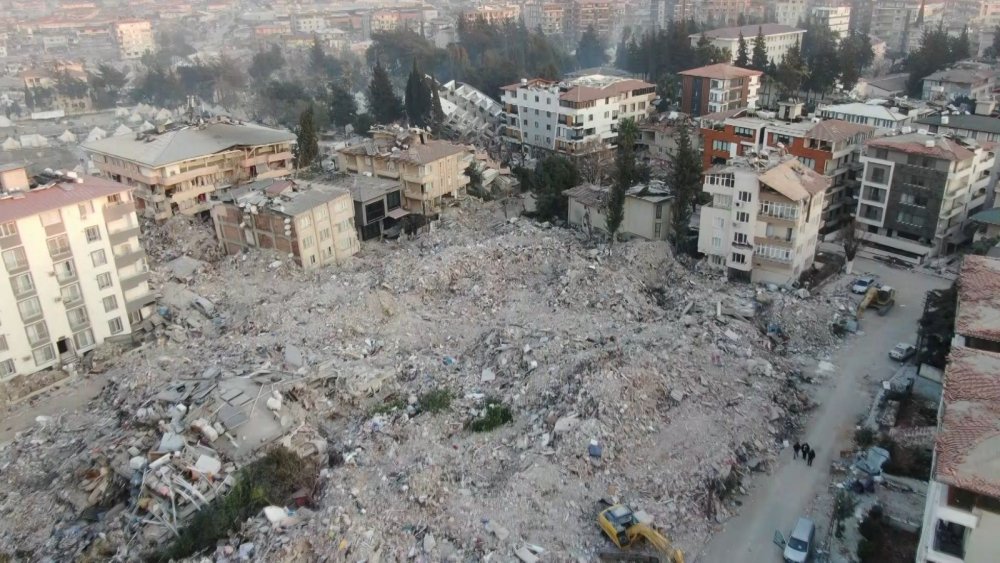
[{"xmin": 0, "ymin": 200, "xmax": 855, "ymax": 561}]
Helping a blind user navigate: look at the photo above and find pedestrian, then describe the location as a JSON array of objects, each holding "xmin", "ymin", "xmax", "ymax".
[
  {"xmin": 807, "ymin": 449, "xmax": 816, "ymax": 467},
  {"xmin": 801, "ymin": 443, "xmax": 811, "ymax": 461},
  {"xmin": 793, "ymin": 441, "xmax": 801, "ymax": 459}
]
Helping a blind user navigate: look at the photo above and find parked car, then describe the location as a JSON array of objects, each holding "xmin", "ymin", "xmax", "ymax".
[
  {"xmin": 889, "ymin": 343, "xmax": 917, "ymax": 361},
  {"xmin": 851, "ymin": 276, "xmax": 876, "ymax": 294},
  {"xmin": 774, "ymin": 517, "xmax": 816, "ymax": 563}
]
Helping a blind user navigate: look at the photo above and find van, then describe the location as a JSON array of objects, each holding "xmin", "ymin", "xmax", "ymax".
[{"xmin": 774, "ymin": 517, "xmax": 815, "ymax": 563}]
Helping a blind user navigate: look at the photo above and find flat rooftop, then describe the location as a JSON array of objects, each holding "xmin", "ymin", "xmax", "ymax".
[{"xmin": 0, "ymin": 174, "xmax": 130, "ymax": 223}]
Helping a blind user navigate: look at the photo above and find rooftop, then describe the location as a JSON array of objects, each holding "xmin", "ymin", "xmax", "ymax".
[
  {"xmin": 955, "ymin": 255, "xmax": 1000, "ymax": 344},
  {"xmin": 924, "ymin": 66, "xmax": 997, "ymax": 85},
  {"xmin": 805, "ymin": 120, "xmax": 877, "ymax": 143},
  {"xmin": 339, "ymin": 128, "xmax": 469, "ymax": 165},
  {"xmin": 867, "ymin": 133, "xmax": 975, "ymax": 161},
  {"xmin": 819, "ymin": 102, "xmax": 909, "ymax": 123},
  {"xmin": 81, "ymin": 121, "xmax": 295, "ymax": 168},
  {"xmin": 563, "ymin": 183, "xmax": 606, "ymax": 208},
  {"xmin": 0, "ymin": 174, "xmax": 130, "ymax": 223},
  {"xmin": 501, "ymin": 75, "xmax": 655, "ymax": 103},
  {"xmin": 692, "ymin": 23, "xmax": 804, "ymax": 40},
  {"xmin": 935, "ymin": 346, "xmax": 1000, "ymax": 498},
  {"xmin": 230, "ymin": 179, "xmax": 351, "ymax": 217},
  {"xmin": 916, "ymin": 114, "xmax": 1000, "ymax": 136},
  {"xmin": 758, "ymin": 159, "xmax": 830, "ymax": 201},
  {"xmin": 338, "ymin": 174, "xmax": 400, "ymax": 203},
  {"xmin": 679, "ymin": 63, "xmax": 763, "ymax": 80},
  {"xmin": 970, "ymin": 207, "xmax": 1000, "ymax": 227}
]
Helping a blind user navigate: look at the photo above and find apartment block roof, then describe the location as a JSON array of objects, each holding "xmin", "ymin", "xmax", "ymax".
[
  {"xmin": 758, "ymin": 159, "xmax": 830, "ymax": 201},
  {"xmin": 563, "ymin": 183, "xmax": 607, "ymax": 208},
  {"xmin": 867, "ymin": 133, "xmax": 975, "ymax": 161},
  {"xmin": 955, "ymin": 255, "xmax": 1000, "ymax": 344},
  {"xmin": 679, "ymin": 63, "xmax": 762, "ymax": 80},
  {"xmin": 0, "ymin": 174, "xmax": 130, "ymax": 223},
  {"xmin": 916, "ymin": 114, "xmax": 1000, "ymax": 136},
  {"xmin": 692, "ymin": 23, "xmax": 804, "ymax": 40},
  {"xmin": 805, "ymin": 120, "xmax": 876, "ymax": 143},
  {"xmin": 339, "ymin": 128, "xmax": 469, "ymax": 166},
  {"xmin": 82, "ymin": 121, "xmax": 295, "ymax": 168},
  {"xmin": 935, "ymin": 346, "xmax": 1000, "ymax": 498},
  {"xmin": 819, "ymin": 102, "xmax": 909, "ymax": 123},
  {"xmin": 227, "ymin": 178, "xmax": 350, "ymax": 218},
  {"xmin": 923, "ymin": 66, "xmax": 997, "ymax": 86},
  {"xmin": 500, "ymin": 75, "xmax": 654, "ymax": 103}
]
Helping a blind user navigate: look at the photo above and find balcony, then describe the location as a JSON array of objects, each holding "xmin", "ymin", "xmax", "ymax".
[
  {"xmin": 113, "ymin": 247, "xmax": 146, "ymax": 268},
  {"xmin": 109, "ymin": 226, "xmax": 140, "ymax": 246},
  {"xmin": 103, "ymin": 199, "xmax": 136, "ymax": 222},
  {"xmin": 48, "ymin": 243, "xmax": 72, "ymax": 260},
  {"xmin": 503, "ymin": 104, "xmax": 519, "ymax": 114},
  {"xmin": 120, "ymin": 270, "xmax": 150, "ymax": 291},
  {"xmin": 755, "ymin": 235, "xmax": 794, "ymax": 248}
]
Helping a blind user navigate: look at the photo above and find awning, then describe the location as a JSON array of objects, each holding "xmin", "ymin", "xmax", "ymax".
[{"xmin": 387, "ymin": 208, "xmax": 411, "ymax": 219}]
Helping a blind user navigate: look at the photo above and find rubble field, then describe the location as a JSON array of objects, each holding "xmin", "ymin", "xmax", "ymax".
[{"xmin": 0, "ymin": 200, "xmax": 852, "ymax": 562}]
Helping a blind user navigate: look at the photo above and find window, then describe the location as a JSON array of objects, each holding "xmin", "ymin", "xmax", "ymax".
[
  {"xmin": 299, "ymin": 215, "xmax": 312, "ymax": 228},
  {"xmin": 84, "ymin": 226, "xmax": 101, "ymax": 242},
  {"xmin": 11, "ymin": 272, "xmax": 33, "ymax": 296},
  {"xmin": 654, "ymin": 223, "xmax": 661, "ymax": 237},
  {"xmin": 97, "ymin": 272, "xmax": 113, "ymax": 289},
  {"xmin": 734, "ymin": 126, "xmax": 754, "ymax": 138},
  {"xmin": 655, "ymin": 204, "xmax": 663, "ymax": 219},
  {"xmin": 302, "ymin": 235, "xmax": 315, "ymax": 249},
  {"xmin": 61, "ymin": 283, "xmax": 82, "ymax": 304},
  {"xmin": 319, "ymin": 228, "xmax": 331, "ymax": 241},
  {"xmin": 797, "ymin": 157, "xmax": 816, "ymax": 170},
  {"xmin": 731, "ymin": 252, "xmax": 747, "ymax": 264},
  {"xmin": 0, "ymin": 222, "xmax": 15, "ymax": 237},
  {"xmin": 3, "ymin": 247, "xmax": 28, "ymax": 270},
  {"xmin": 47, "ymin": 235, "xmax": 71, "ymax": 256},
  {"xmin": 738, "ymin": 191, "xmax": 752, "ymax": 203},
  {"xmin": 91, "ymin": 249, "xmax": 107, "ymax": 266},
  {"xmin": 128, "ymin": 310, "xmax": 143, "ymax": 325},
  {"xmin": 900, "ymin": 193, "xmax": 928, "ymax": 207},
  {"xmin": 78, "ymin": 202, "xmax": 93, "ymax": 219},
  {"xmin": 712, "ymin": 140, "xmax": 732, "ymax": 152},
  {"xmin": 706, "ymin": 174, "xmax": 735, "ymax": 187},
  {"xmin": 386, "ymin": 191, "xmax": 401, "ymax": 210},
  {"xmin": 874, "ymin": 148, "xmax": 888, "ymax": 159},
  {"xmin": 774, "ymin": 134, "xmax": 792, "ymax": 146},
  {"xmin": 0, "ymin": 359, "xmax": 12, "ymax": 377},
  {"xmin": 18, "ymin": 297, "xmax": 42, "ymax": 321},
  {"xmin": 734, "ymin": 232, "xmax": 749, "ymax": 245},
  {"xmin": 25, "ymin": 321, "xmax": 48, "ymax": 346},
  {"xmin": 108, "ymin": 317, "xmax": 124, "ymax": 334},
  {"xmin": 67, "ymin": 306, "xmax": 89, "ymax": 329},
  {"xmin": 896, "ymin": 210, "xmax": 926, "ymax": 227},
  {"xmin": 714, "ymin": 217, "xmax": 725, "ymax": 228},
  {"xmin": 54, "ymin": 260, "xmax": 75, "ymax": 282},
  {"xmin": 74, "ymin": 329, "xmax": 95, "ymax": 350},
  {"xmin": 712, "ymin": 236, "xmax": 722, "ymax": 248},
  {"xmin": 32, "ymin": 344, "xmax": 55, "ymax": 366},
  {"xmin": 0, "ymin": 334, "xmax": 6, "ymax": 352},
  {"xmin": 103, "ymin": 295, "xmax": 118, "ymax": 312},
  {"xmin": 736, "ymin": 211, "xmax": 750, "ymax": 223},
  {"xmin": 869, "ymin": 166, "xmax": 887, "ymax": 183},
  {"xmin": 314, "ymin": 206, "xmax": 328, "ymax": 219}
]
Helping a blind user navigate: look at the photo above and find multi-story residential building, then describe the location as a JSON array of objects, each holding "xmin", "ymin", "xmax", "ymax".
[
  {"xmin": 500, "ymin": 75, "xmax": 656, "ymax": 161},
  {"xmin": 463, "ymin": 4, "xmax": 520, "ymax": 25},
  {"xmin": 564, "ymin": 180, "xmax": 674, "ymax": 241},
  {"xmin": 771, "ymin": 0, "xmax": 809, "ymax": 27},
  {"xmin": 922, "ymin": 63, "xmax": 998, "ymax": 102},
  {"xmin": 699, "ymin": 104, "xmax": 876, "ymax": 236},
  {"xmin": 697, "ymin": 157, "xmax": 830, "ymax": 284},
  {"xmin": 0, "ymin": 166, "xmax": 154, "ymax": 382},
  {"xmin": 82, "ymin": 120, "xmax": 296, "ymax": 221},
  {"xmin": 817, "ymin": 101, "xmax": 928, "ymax": 131},
  {"xmin": 870, "ymin": 0, "xmax": 945, "ymax": 55},
  {"xmin": 690, "ymin": 24, "xmax": 807, "ymax": 65},
  {"xmin": 337, "ymin": 128, "xmax": 472, "ymax": 217},
  {"xmin": 637, "ymin": 116, "xmax": 700, "ymax": 164},
  {"xmin": 915, "ymin": 255, "xmax": 1000, "ymax": 563},
  {"xmin": 650, "ymin": 0, "xmax": 696, "ymax": 28},
  {"xmin": 436, "ymin": 79, "xmax": 503, "ymax": 141},
  {"xmin": 811, "ymin": 5, "xmax": 852, "ymax": 38},
  {"xmin": 678, "ymin": 63, "xmax": 762, "ymax": 117},
  {"xmin": 113, "ymin": 19, "xmax": 153, "ymax": 60},
  {"xmin": 855, "ymin": 133, "xmax": 996, "ymax": 264},
  {"xmin": 345, "ymin": 174, "xmax": 407, "ymax": 241},
  {"xmin": 291, "ymin": 13, "xmax": 326, "ymax": 33},
  {"xmin": 697, "ymin": 0, "xmax": 751, "ymax": 27},
  {"xmin": 916, "ymin": 113, "xmax": 1000, "ymax": 143},
  {"xmin": 210, "ymin": 178, "xmax": 360, "ymax": 270},
  {"xmin": 523, "ymin": 2, "xmax": 566, "ymax": 35},
  {"xmin": 568, "ymin": 0, "xmax": 614, "ymax": 41}
]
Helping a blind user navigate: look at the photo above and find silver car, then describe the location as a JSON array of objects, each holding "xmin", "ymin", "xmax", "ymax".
[
  {"xmin": 775, "ymin": 517, "xmax": 815, "ymax": 563},
  {"xmin": 851, "ymin": 276, "xmax": 875, "ymax": 294}
]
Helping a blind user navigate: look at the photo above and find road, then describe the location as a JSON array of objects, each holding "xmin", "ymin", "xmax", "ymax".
[{"xmin": 694, "ymin": 257, "xmax": 949, "ymax": 563}]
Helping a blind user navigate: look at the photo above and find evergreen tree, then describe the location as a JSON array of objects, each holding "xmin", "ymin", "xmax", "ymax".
[
  {"xmin": 249, "ymin": 45, "xmax": 285, "ymax": 83},
  {"xmin": 950, "ymin": 26, "xmax": 970, "ymax": 61},
  {"xmin": 295, "ymin": 106, "xmax": 319, "ymax": 168},
  {"xmin": 523, "ymin": 155, "xmax": 580, "ymax": 221},
  {"xmin": 751, "ymin": 26, "xmax": 768, "ymax": 70},
  {"xmin": 801, "ymin": 18, "xmax": 841, "ymax": 96},
  {"xmin": 430, "ymin": 77, "xmax": 445, "ymax": 133},
  {"xmin": 368, "ymin": 59, "xmax": 403, "ymax": 124},
  {"xmin": 838, "ymin": 32, "xmax": 875, "ymax": 90},
  {"xmin": 576, "ymin": 25, "xmax": 608, "ymax": 69},
  {"xmin": 607, "ymin": 118, "xmax": 638, "ymax": 243},
  {"xmin": 776, "ymin": 41, "xmax": 808, "ymax": 98},
  {"xmin": 669, "ymin": 125, "xmax": 701, "ymax": 254},
  {"xmin": 988, "ymin": 24, "xmax": 1000, "ymax": 58},
  {"xmin": 735, "ymin": 32, "xmax": 750, "ymax": 68},
  {"xmin": 404, "ymin": 59, "xmax": 432, "ymax": 127},
  {"xmin": 329, "ymin": 84, "xmax": 357, "ymax": 127},
  {"xmin": 309, "ymin": 37, "xmax": 327, "ymax": 76}
]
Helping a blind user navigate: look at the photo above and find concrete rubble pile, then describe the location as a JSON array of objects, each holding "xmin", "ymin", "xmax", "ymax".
[{"xmin": 0, "ymin": 201, "xmax": 852, "ymax": 561}]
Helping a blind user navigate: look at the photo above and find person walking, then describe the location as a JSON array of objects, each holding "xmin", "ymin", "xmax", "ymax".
[
  {"xmin": 801, "ymin": 443, "xmax": 811, "ymax": 462},
  {"xmin": 793, "ymin": 441, "xmax": 801, "ymax": 459},
  {"xmin": 807, "ymin": 449, "xmax": 816, "ymax": 467}
]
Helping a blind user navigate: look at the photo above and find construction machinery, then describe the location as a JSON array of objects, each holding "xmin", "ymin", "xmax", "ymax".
[
  {"xmin": 597, "ymin": 504, "xmax": 684, "ymax": 563},
  {"xmin": 857, "ymin": 284, "xmax": 896, "ymax": 319}
]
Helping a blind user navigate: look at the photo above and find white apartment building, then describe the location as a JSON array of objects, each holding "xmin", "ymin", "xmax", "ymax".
[
  {"xmin": 855, "ymin": 133, "xmax": 996, "ymax": 264},
  {"xmin": 500, "ymin": 75, "xmax": 656, "ymax": 159},
  {"xmin": 113, "ymin": 19, "xmax": 154, "ymax": 60},
  {"xmin": 812, "ymin": 6, "xmax": 851, "ymax": 39},
  {"xmin": 0, "ymin": 165, "xmax": 154, "ymax": 382},
  {"xmin": 691, "ymin": 24, "xmax": 807, "ymax": 65},
  {"xmin": 291, "ymin": 13, "xmax": 327, "ymax": 33},
  {"xmin": 771, "ymin": 0, "xmax": 808, "ymax": 27},
  {"xmin": 697, "ymin": 157, "xmax": 829, "ymax": 285},
  {"xmin": 817, "ymin": 101, "xmax": 928, "ymax": 131}
]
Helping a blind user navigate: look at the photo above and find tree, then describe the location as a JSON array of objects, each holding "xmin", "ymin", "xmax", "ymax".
[
  {"xmin": 801, "ymin": 17, "xmax": 841, "ymax": 97},
  {"xmin": 576, "ymin": 25, "xmax": 607, "ymax": 69},
  {"xmin": 735, "ymin": 32, "xmax": 750, "ymax": 68},
  {"xmin": 521, "ymin": 155, "xmax": 580, "ymax": 221},
  {"xmin": 670, "ymin": 125, "xmax": 701, "ymax": 254},
  {"xmin": 906, "ymin": 26, "xmax": 966, "ymax": 97},
  {"xmin": 249, "ymin": 45, "xmax": 285, "ymax": 83},
  {"xmin": 751, "ymin": 26, "xmax": 768, "ymax": 70},
  {"xmin": 88, "ymin": 64, "xmax": 127, "ymax": 109},
  {"xmin": 776, "ymin": 41, "xmax": 808, "ymax": 98},
  {"xmin": 987, "ymin": 24, "xmax": 1000, "ymax": 58},
  {"xmin": 838, "ymin": 32, "xmax": 875, "ymax": 91},
  {"xmin": 950, "ymin": 26, "xmax": 971, "ymax": 61},
  {"xmin": 917, "ymin": 284, "xmax": 957, "ymax": 368},
  {"xmin": 328, "ymin": 84, "xmax": 357, "ymax": 127},
  {"xmin": 404, "ymin": 59, "xmax": 432, "ymax": 127},
  {"xmin": 309, "ymin": 37, "xmax": 327, "ymax": 76},
  {"xmin": 368, "ymin": 59, "xmax": 403, "ymax": 124},
  {"xmin": 607, "ymin": 118, "xmax": 639, "ymax": 243},
  {"xmin": 430, "ymin": 78, "xmax": 446, "ymax": 133},
  {"xmin": 695, "ymin": 33, "xmax": 728, "ymax": 66},
  {"xmin": 841, "ymin": 218, "xmax": 863, "ymax": 274},
  {"xmin": 295, "ymin": 106, "xmax": 319, "ymax": 168}
]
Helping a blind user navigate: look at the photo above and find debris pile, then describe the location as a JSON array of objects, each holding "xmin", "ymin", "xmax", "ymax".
[{"xmin": 0, "ymin": 200, "xmax": 851, "ymax": 560}]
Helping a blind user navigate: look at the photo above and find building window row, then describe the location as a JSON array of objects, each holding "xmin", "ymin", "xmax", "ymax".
[
  {"xmin": 754, "ymin": 244, "xmax": 793, "ymax": 263},
  {"xmin": 706, "ymin": 173, "xmax": 735, "ymax": 187},
  {"xmin": 759, "ymin": 201, "xmax": 798, "ymax": 220}
]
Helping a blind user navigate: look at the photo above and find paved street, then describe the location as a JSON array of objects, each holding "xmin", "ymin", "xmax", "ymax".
[{"xmin": 694, "ymin": 257, "xmax": 950, "ymax": 563}]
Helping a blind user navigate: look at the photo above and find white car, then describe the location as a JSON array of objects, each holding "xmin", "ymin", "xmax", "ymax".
[
  {"xmin": 851, "ymin": 276, "xmax": 876, "ymax": 294},
  {"xmin": 890, "ymin": 343, "xmax": 917, "ymax": 361}
]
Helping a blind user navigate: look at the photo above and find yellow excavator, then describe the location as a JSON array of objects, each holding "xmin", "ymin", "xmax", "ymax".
[
  {"xmin": 597, "ymin": 504, "xmax": 684, "ymax": 563},
  {"xmin": 857, "ymin": 284, "xmax": 896, "ymax": 320}
]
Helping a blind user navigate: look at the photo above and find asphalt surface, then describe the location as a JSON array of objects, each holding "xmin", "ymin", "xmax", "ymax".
[{"xmin": 694, "ymin": 257, "xmax": 950, "ymax": 563}]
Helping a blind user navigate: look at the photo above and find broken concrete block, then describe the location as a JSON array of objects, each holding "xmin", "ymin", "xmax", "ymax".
[
  {"xmin": 481, "ymin": 368, "xmax": 495, "ymax": 383},
  {"xmin": 129, "ymin": 456, "xmax": 147, "ymax": 470},
  {"xmin": 194, "ymin": 455, "xmax": 222, "ymax": 476},
  {"xmin": 515, "ymin": 547, "xmax": 539, "ymax": 563},
  {"xmin": 553, "ymin": 413, "xmax": 580, "ymax": 433},
  {"xmin": 263, "ymin": 506, "xmax": 289, "ymax": 526},
  {"xmin": 486, "ymin": 521, "xmax": 510, "ymax": 541},
  {"xmin": 670, "ymin": 389, "xmax": 685, "ymax": 402},
  {"xmin": 158, "ymin": 432, "xmax": 185, "ymax": 452},
  {"xmin": 284, "ymin": 345, "xmax": 305, "ymax": 369},
  {"xmin": 423, "ymin": 532, "xmax": 436, "ymax": 552}
]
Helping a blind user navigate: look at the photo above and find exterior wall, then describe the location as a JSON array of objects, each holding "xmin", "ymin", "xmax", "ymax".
[
  {"xmin": 624, "ymin": 196, "xmax": 671, "ymax": 240},
  {"xmin": 681, "ymin": 74, "xmax": 759, "ymax": 117},
  {"xmin": 338, "ymin": 151, "xmax": 471, "ymax": 215},
  {"xmin": 0, "ymin": 189, "xmax": 152, "ymax": 381},
  {"xmin": 812, "ymin": 6, "xmax": 851, "ymax": 38},
  {"xmin": 693, "ymin": 30, "xmax": 806, "ymax": 64},
  {"xmin": 917, "ymin": 479, "xmax": 1000, "ymax": 563},
  {"xmin": 114, "ymin": 20, "xmax": 153, "ymax": 60},
  {"xmin": 566, "ymin": 198, "xmax": 608, "ymax": 233},
  {"xmin": 88, "ymin": 142, "xmax": 294, "ymax": 221},
  {"xmin": 923, "ymin": 77, "xmax": 995, "ymax": 102},
  {"xmin": 771, "ymin": 0, "xmax": 807, "ymax": 27}
]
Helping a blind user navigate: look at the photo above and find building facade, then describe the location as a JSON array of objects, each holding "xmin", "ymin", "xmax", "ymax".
[
  {"xmin": 500, "ymin": 75, "xmax": 656, "ymax": 160},
  {"xmin": 113, "ymin": 19, "xmax": 153, "ymax": 60},
  {"xmin": 855, "ymin": 133, "xmax": 996, "ymax": 264},
  {"xmin": 812, "ymin": 5, "xmax": 852, "ymax": 38},
  {"xmin": 817, "ymin": 101, "xmax": 926, "ymax": 130},
  {"xmin": 211, "ymin": 179, "xmax": 359, "ymax": 270},
  {"xmin": 564, "ymin": 180, "xmax": 673, "ymax": 241},
  {"xmin": 345, "ymin": 175, "xmax": 407, "ymax": 241},
  {"xmin": 691, "ymin": 24, "xmax": 807, "ymax": 65},
  {"xmin": 0, "ymin": 166, "xmax": 154, "ymax": 381},
  {"xmin": 771, "ymin": 0, "xmax": 809, "ymax": 27},
  {"xmin": 870, "ymin": 0, "xmax": 946, "ymax": 55},
  {"xmin": 463, "ymin": 4, "xmax": 521, "ymax": 25},
  {"xmin": 697, "ymin": 157, "xmax": 829, "ymax": 284},
  {"xmin": 678, "ymin": 63, "xmax": 762, "ymax": 117},
  {"xmin": 82, "ymin": 121, "xmax": 296, "ymax": 221},
  {"xmin": 922, "ymin": 64, "xmax": 998, "ymax": 102}
]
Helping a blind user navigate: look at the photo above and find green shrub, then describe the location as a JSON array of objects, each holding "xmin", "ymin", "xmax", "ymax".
[
  {"xmin": 466, "ymin": 397, "xmax": 513, "ymax": 432},
  {"xmin": 854, "ymin": 427, "xmax": 876, "ymax": 448},
  {"xmin": 419, "ymin": 388, "xmax": 453, "ymax": 413},
  {"xmin": 370, "ymin": 396, "xmax": 407, "ymax": 415}
]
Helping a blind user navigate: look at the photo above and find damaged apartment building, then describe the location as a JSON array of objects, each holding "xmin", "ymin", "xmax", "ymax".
[
  {"xmin": 337, "ymin": 127, "xmax": 472, "ymax": 217},
  {"xmin": 697, "ymin": 156, "xmax": 830, "ymax": 285},
  {"xmin": 210, "ymin": 178, "xmax": 360, "ymax": 270},
  {"xmin": 82, "ymin": 119, "xmax": 296, "ymax": 221},
  {"xmin": 0, "ymin": 164, "xmax": 153, "ymax": 393}
]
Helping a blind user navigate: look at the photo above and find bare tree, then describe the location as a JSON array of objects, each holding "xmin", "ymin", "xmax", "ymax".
[{"xmin": 842, "ymin": 218, "xmax": 865, "ymax": 274}]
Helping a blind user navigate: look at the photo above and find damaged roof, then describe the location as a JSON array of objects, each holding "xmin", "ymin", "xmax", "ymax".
[
  {"xmin": 867, "ymin": 133, "xmax": 976, "ymax": 161},
  {"xmin": 955, "ymin": 255, "xmax": 1000, "ymax": 344},
  {"xmin": 0, "ymin": 175, "xmax": 131, "ymax": 223},
  {"xmin": 679, "ymin": 63, "xmax": 762, "ymax": 80},
  {"xmin": 805, "ymin": 120, "xmax": 876, "ymax": 143},
  {"xmin": 758, "ymin": 159, "xmax": 830, "ymax": 201},
  {"xmin": 563, "ymin": 183, "xmax": 607, "ymax": 208}
]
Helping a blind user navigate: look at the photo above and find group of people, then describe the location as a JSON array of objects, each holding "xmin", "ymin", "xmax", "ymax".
[{"xmin": 793, "ymin": 441, "xmax": 817, "ymax": 466}]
